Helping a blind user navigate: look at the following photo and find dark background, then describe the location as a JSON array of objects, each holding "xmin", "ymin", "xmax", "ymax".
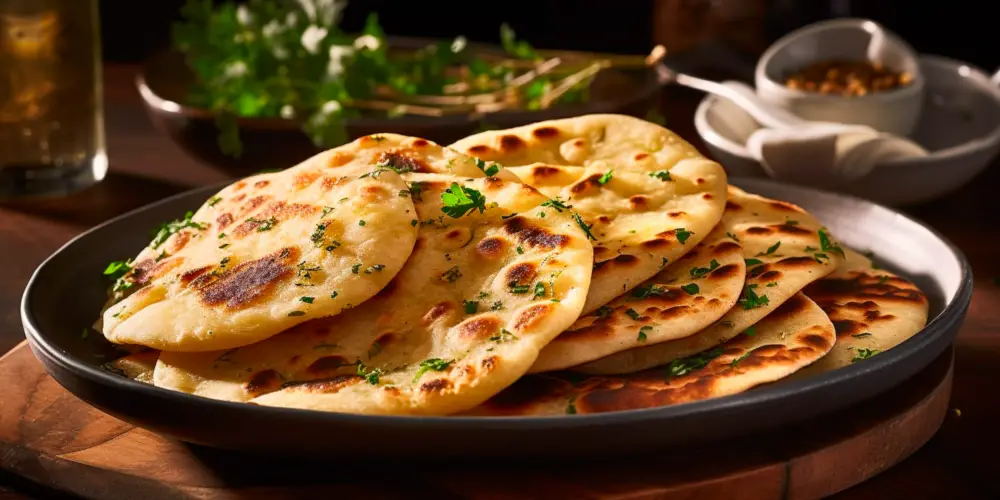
[{"xmin": 99, "ymin": 0, "xmax": 999, "ymax": 70}]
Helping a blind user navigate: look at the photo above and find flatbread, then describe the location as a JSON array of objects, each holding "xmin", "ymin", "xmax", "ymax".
[
  {"xmin": 154, "ymin": 174, "xmax": 594, "ymax": 416},
  {"xmin": 104, "ymin": 350, "xmax": 159, "ymax": 384},
  {"xmin": 577, "ymin": 185, "xmax": 844, "ymax": 374},
  {"xmin": 794, "ymin": 248, "xmax": 929, "ymax": 377},
  {"xmin": 448, "ymin": 113, "xmax": 704, "ymax": 172},
  {"xmin": 99, "ymin": 133, "xmax": 510, "ymax": 353},
  {"xmin": 529, "ymin": 226, "xmax": 745, "ymax": 372},
  {"xmin": 99, "ymin": 151, "xmax": 425, "ymax": 352},
  {"xmin": 502, "ymin": 163, "xmax": 726, "ymax": 314},
  {"xmin": 466, "ymin": 293, "xmax": 835, "ymax": 416}
]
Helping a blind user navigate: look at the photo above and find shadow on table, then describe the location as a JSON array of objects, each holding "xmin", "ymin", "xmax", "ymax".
[{"xmin": 0, "ymin": 170, "xmax": 194, "ymax": 228}]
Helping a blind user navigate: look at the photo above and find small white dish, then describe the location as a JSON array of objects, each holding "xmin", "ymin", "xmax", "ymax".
[
  {"xmin": 755, "ymin": 18, "xmax": 925, "ymax": 137},
  {"xmin": 695, "ymin": 55, "xmax": 1000, "ymax": 206}
]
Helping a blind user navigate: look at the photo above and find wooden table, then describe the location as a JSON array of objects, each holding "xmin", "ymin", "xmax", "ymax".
[{"xmin": 0, "ymin": 65, "xmax": 998, "ymax": 498}]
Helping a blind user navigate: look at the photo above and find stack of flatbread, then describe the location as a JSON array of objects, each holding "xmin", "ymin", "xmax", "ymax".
[{"xmin": 99, "ymin": 114, "xmax": 930, "ymax": 417}]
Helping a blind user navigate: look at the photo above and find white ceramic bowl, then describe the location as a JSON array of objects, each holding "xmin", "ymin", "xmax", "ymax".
[
  {"xmin": 755, "ymin": 18, "xmax": 925, "ymax": 137},
  {"xmin": 696, "ymin": 55, "xmax": 1000, "ymax": 207}
]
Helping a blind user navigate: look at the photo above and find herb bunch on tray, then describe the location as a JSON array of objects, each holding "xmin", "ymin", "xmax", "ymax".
[{"xmin": 172, "ymin": 0, "xmax": 595, "ymax": 156}]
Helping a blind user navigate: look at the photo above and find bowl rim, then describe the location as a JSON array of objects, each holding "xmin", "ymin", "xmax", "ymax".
[
  {"xmin": 697, "ymin": 55, "xmax": 1000, "ymax": 169},
  {"xmin": 20, "ymin": 177, "xmax": 973, "ymax": 433},
  {"xmin": 754, "ymin": 17, "xmax": 925, "ymax": 102}
]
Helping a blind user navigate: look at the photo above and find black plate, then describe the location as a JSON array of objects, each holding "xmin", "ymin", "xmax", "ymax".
[{"xmin": 20, "ymin": 177, "xmax": 972, "ymax": 458}]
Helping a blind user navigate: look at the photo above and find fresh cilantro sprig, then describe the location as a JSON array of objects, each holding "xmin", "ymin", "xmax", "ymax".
[{"xmin": 441, "ymin": 183, "xmax": 487, "ymax": 218}]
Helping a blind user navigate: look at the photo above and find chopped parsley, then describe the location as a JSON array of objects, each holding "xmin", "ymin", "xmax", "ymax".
[
  {"xmin": 766, "ymin": 282, "xmax": 777, "ymax": 287},
  {"xmin": 405, "ymin": 181, "xmax": 424, "ymax": 201},
  {"xmin": 637, "ymin": 325, "xmax": 652, "ymax": 342},
  {"xmin": 516, "ymin": 246, "xmax": 524, "ymax": 255},
  {"xmin": 330, "ymin": 291, "xmax": 339, "ymax": 299},
  {"xmin": 648, "ymin": 170, "xmax": 672, "ymax": 181},
  {"xmin": 356, "ymin": 363, "xmax": 382, "ymax": 385},
  {"xmin": 219, "ymin": 256, "xmax": 231, "ymax": 267},
  {"xmin": 572, "ymin": 213, "xmax": 597, "ymax": 241},
  {"xmin": 690, "ymin": 259, "xmax": 720, "ymax": 278},
  {"xmin": 207, "ymin": 196, "xmax": 223, "ymax": 207},
  {"xmin": 744, "ymin": 326, "xmax": 756, "ymax": 337},
  {"xmin": 726, "ymin": 231, "xmax": 740, "ymax": 242},
  {"xmin": 680, "ymin": 283, "xmax": 700, "ymax": 295},
  {"xmin": 413, "ymin": 358, "xmax": 454, "ymax": 382},
  {"xmin": 310, "ymin": 223, "xmax": 328, "ymax": 247},
  {"xmin": 625, "ymin": 308, "xmax": 641, "ymax": 320},
  {"xmin": 247, "ymin": 216, "xmax": 277, "ymax": 232},
  {"xmin": 321, "ymin": 206, "xmax": 335, "ymax": 218},
  {"xmin": 287, "ymin": 310, "xmax": 306, "ymax": 317},
  {"xmin": 852, "ymin": 332, "xmax": 873, "ymax": 338},
  {"xmin": 665, "ymin": 348, "xmax": 723, "ymax": 378},
  {"xmin": 219, "ymin": 243, "xmax": 230, "ymax": 249},
  {"xmin": 508, "ymin": 282, "xmax": 531, "ymax": 294},
  {"xmin": 363, "ymin": 264, "xmax": 386, "ymax": 274},
  {"xmin": 631, "ymin": 284, "xmax": 667, "ymax": 299},
  {"xmin": 218, "ymin": 232, "xmax": 226, "ymax": 239},
  {"xmin": 566, "ymin": 397, "xmax": 578, "ymax": 415},
  {"xmin": 440, "ymin": 266, "xmax": 462, "ymax": 282},
  {"xmin": 463, "ymin": 300, "xmax": 478, "ymax": 314},
  {"xmin": 738, "ymin": 284, "xmax": 769, "ymax": 310},
  {"xmin": 150, "ymin": 211, "xmax": 206, "ymax": 248},
  {"xmin": 491, "ymin": 300, "xmax": 505, "ymax": 311},
  {"xmin": 675, "ymin": 228, "xmax": 692, "ymax": 244},
  {"xmin": 533, "ymin": 282, "xmax": 546, "ymax": 298},
  {"xmin": 474, "ymin": 158, "xmax": 500, "ymax": 177},
  {"xmin": 358, "ymin": 220, "xmax": 366, "ymax": 226},
  {"xmin": 351, "ymin": 263, "xmax": 362, "ymax": 274},
  {"xmin": 300, "ymin": 296, "xmax": 314, "ymax": 304},
  {"xmin": 489, "ymin": 329, "xmax": 518, "ymax": 343},
  {"xmin": 598, "ymin": 169, "xmax": 614, "ymax": 185},
  {"xmin": 103, "ymin": 259, "xmax": 132, "ymax": 280},
  {"xmin": 818, "ymin": 229, "xmax": 845, "ymax": 257},
  {"xmin": 758, "ymin": 241, "xmax": 781, "ymax": 256},
  {"xmin": 595, "ymin": 305, "xmax": 613, "ymax": 318},
  {"xmin": 745, "ymin": 258, "xmax": 764, "ymax": 267},
  {"xmin": 730, "ymin": 348, "xmax": 757, "ymax": 367},
  {"xmin": 441, "ymin": 183, "xmax": 487, "ymax": 218},
  {"xmin": 851, "ymin": 348, "xmax": 881, "ymax": 363},
  {"xmin": 540, "ymin": 198, "xmax": 572, "ymax": 212}
]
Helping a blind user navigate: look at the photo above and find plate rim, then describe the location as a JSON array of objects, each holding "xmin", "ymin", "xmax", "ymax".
[{"xmin": 20, "ymin": 176, "xmax": 974, "ymax": 431}]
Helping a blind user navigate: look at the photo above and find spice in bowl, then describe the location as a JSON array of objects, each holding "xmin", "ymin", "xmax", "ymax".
[{"xmin": 784, "ymin": 60, "xmax": 913, "ymax": 96}]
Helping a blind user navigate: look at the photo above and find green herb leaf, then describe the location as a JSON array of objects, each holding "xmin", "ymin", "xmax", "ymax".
[
  {"xmin": 300, "ymin": 296, "xmax": 315, "ymax": 304},
  {"xmin": 738, "ymin": 284, "xmax": 769, "ymax": 310},
  {"xmin": 680, "ymin": 283, "xmax": 700, "ymax": 295},
  {"xmin": 533, "ymin": 282, "xmax": 546, "ymax": 298},
  {"xmin": 474, "ymin": 158, "xmax": 500, "ymax": 177},
  {"xmin": 689, "ymin": 259, "xmax": 720, "ymax": 278},
  {"xmin": 572, "ymin": 213, "xmax": 597, "ymax": 241},
  {"xmin": 246, "ymin": 216, "xmax": 277, "ymax": 232},
  {"xmin": 413, "ymin": 358, "xmax": 454, "ymax": 382},
  {"xmin": 758, "ymin": 241, "xmax": 781, "ymax": 256},
  {"xmin": 207, "ymin": 196, "xmax": 223, "ymax": 207},
  {"xmin": 441, "ymin": 182, "xmax": 487, "ymax": 218},
  {"xmin": 675, "ymin": 228, "xmax": 692, "ymax": 244},
  {"xmin": 598, "ymin": 169, "xmax": 614, "ymax": 185},
  {"xmin": 440, "ymin": 266, "xmax": 462, "ymax": 282},
  {"xmin": 637, "ymin": 325, "xmax": 652, "ymax": 342},
  {"xmin": 625, "ymin": 308, "xmax": 641, "ymax": 320},
  {"xmin": 851, "ymin": 332, "xmax": 873, "ymax": 338},
  {"xmin": 665, "ymin": 348, "xmax": 723, "ymax": 378},
  {"xmin": 595, "ymin": 305, "xmax": 613, "ymax": 318},
  {"xmin": 540, "ymin": 198, "xmax": 572, "ymax": 212},
  {"xmin": 648, "ymin": 170, "xmax": 672, "ymax": 181},
  {"xmin": 463, "ymin": 300, "xmax": 478, "ymax": 314},
  {"xmin": 745, "ymin": 258, "xmax": 764, "ymax": 267},
  {"xmin": 287, "ymin": 310, "xmax": 305, "ymax": 317},
  {"xmin": 851, "ymin": 348, "xmax": 881, "ymax": 363},
  {"xmin": 818, "ymin": 229, "xmax": 845, "ymax": 257},
  {"xmin": 150, "ymin": 211, "xmax": 206, "ymax": 248}
]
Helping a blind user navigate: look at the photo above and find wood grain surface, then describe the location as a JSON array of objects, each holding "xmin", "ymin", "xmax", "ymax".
[
  {"xmin": 0, "ymin": 65, "xmax": 998, "ymax": 498},
  {"xmin": 0, "ymin": 340, "xmax": 956, "ymax": 499}
]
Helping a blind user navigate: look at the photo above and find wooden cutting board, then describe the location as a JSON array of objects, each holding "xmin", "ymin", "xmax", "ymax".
[{"xmin": 0, "ymin": 341, "xmax": 953, "ymax": 499}]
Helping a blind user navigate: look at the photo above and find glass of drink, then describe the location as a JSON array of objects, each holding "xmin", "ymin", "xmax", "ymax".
[{"xmin": 0, "ymin": 0, "xmax": 106, "ymax": 199}]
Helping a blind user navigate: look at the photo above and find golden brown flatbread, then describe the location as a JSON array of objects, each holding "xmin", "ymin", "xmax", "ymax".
[
  {"xmin": 153, "ymin": 174, "xmax": 595, "ymax": 416},
  {"xmin": 577, "ymin": 185, "xmax": 844, "ymax": 374},
  {"xmin": 466, "ymin": 293, "xmax": 835, "ymax": 416},
  {"xmin": 529, "ymin": 227, "xmax": 745, "ymax": 372}
]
